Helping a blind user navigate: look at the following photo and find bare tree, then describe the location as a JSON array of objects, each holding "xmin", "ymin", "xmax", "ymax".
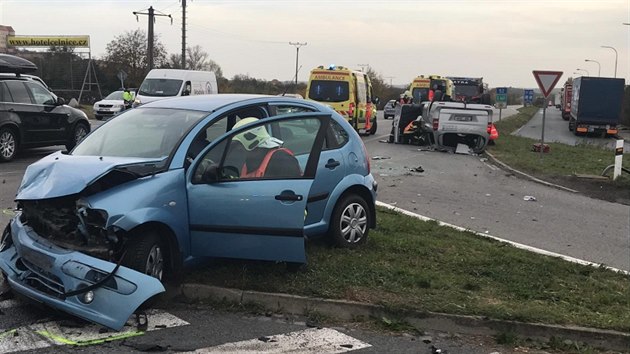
[
  {"xmin": 104, "ymin": 29, "xmax": 167, "ymax": 86},
  {"xmin": 164, "ymin": 45, "xmax": 223, "ymax": 78}
]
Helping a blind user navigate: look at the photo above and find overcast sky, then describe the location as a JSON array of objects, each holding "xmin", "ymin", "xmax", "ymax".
[{"xmin": 1, "ymin": 0, "xmax": 629, "ymax": 89}]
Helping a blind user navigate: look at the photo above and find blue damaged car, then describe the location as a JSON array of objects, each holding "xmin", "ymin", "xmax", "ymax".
[{"xmin": 0, "ymin": 94, "xmax": 377, "ymax": 330}]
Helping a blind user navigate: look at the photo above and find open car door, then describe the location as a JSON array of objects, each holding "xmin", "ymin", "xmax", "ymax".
[{"xmin": 187, "ymin": 114, "xmax": 330, "ymax": 263}]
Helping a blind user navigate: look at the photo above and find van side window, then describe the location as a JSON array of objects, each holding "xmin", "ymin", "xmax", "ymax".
[{"xmin": 183, "ymin": 81, "xmax": 191, "ymax": 96}]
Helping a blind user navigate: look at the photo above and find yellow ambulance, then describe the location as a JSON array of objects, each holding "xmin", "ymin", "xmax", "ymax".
[
  {"xmin": 409, "ymin": 75, "xmax": 454, "ymax": 103},
  {"xmin": 306, "ymin": 65, "xmax": 378, "ymax": 135}
]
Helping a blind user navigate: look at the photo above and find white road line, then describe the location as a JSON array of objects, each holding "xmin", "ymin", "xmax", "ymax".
[
  {"xmin": 0, "ymin": 309, "xmax": 188, "ymax": 353},
  {"xmin": 182, "ymin": 327, "xmax": 371, "ymax": 354},
  {"xmin": 376, "ymin": 201, "xmax": 629, "ymax": 275}
]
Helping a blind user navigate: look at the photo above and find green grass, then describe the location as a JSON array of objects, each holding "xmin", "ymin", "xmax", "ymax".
[
  {"xmin": 185, "ymin": 207, "xmax": 630, "ymax": 332},
  {"xmin": 489, "ymin": 106, "xmax": 630, "ymax": 179}
]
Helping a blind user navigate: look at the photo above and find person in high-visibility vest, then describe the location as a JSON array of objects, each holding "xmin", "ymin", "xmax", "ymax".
[{"xmin": 122, "ymin": 88, "xmax": 133, "ymax": 110}]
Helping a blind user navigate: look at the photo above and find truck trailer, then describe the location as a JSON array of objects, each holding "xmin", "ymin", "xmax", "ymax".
[{"xmin": 569, "ymin": 77, "xmax": 625, "ymax": 136}]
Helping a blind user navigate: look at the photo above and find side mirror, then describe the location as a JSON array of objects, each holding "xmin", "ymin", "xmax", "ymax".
[{"xmin": 56, "ymin": 97, "xmax": 66, "ymax": 105}]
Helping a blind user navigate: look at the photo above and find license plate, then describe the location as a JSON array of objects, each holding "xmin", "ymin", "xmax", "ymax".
[{"xmin": 453, "ymin": 115, "xmax": 473, "ymax": 122}]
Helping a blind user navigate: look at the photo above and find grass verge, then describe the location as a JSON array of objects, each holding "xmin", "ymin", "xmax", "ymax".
[
  {"xmin": 185, "ymin": 207, "xmax": 630, "ymax": 332},
  {"xmin": 489, "ymin": 106, "xmax": 630, "ymax": 181}
]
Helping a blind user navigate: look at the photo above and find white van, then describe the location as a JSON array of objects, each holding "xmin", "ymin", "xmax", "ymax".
[{"xmin": 134, "ymin": 69, "xmax": 218, "ymax": 106}]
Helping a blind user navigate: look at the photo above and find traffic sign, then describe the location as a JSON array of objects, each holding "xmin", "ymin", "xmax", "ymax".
[
  {"xmin": 532, "ymin": 70, "xmax": 562, "ymax": 98},
  {"xmin": 496, "ymin": 87, "xmax": 508, "ymax": 95},
  {"xmin": 117, "ymin": 70, "xmax": 127, "ymax": 83},
  {"xmin": 523, "ymin": 89, "xmax": 534, "ymax": 104},
  {"xmin": 496, "ymin": 93, "xmax": 507, "ymax": 102}
]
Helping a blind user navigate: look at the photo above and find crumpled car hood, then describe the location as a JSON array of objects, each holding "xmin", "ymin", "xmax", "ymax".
[{"xmin": 16, "ymin": 151, "xmax": 160, "ymax": 200}]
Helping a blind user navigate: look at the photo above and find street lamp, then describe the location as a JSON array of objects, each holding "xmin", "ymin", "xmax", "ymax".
[
  {"xmin": 289, "ymin": 42, "xmax": 307, "ymax": 92},
  {"xmin": 576, "ymin": 68, "xmax": 590, "ymax": 76},
  {"xmin": 601, "ymin": 45, "xmax": 618, "ymax": 78},
  {"xmin": 584, "ymin": 59, "xmax": 601, "ymax": 77}
]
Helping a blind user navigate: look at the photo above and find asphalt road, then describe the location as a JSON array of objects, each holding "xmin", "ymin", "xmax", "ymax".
[
  {"xmin": 365, "ymin": 119, "xmax": 629, "ymax": 271},
  {"xmin": 513, "ymin": 106, "xmax": 629, "ymax": 152}
]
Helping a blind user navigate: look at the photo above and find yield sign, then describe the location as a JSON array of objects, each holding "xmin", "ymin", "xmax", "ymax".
[{"xmin": 532, "ymin": 70, "xmax": 563, "ymax": 98}]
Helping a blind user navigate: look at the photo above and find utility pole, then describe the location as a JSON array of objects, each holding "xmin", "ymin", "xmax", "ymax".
[
  {"xmin": 181, "ymin": 0, "xmax": 187, "ymax": 69},
  {"xmin": 134, "ymin": 6, "xmax": 172, "ymax": 70},
  {"xmin": 357, "ymin": 64, "xmax": 369, "ymax": 72},
  {"xmin": 384, "ymin": 76, "xmax": 394, "ymax": 86},
  {"xmin": 289, "ymin": 42, "xmax": 307, "ymax": 91}
]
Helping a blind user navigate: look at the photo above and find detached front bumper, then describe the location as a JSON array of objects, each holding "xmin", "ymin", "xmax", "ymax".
[{"xmin": 0, "ymin": 215, "xmax": 165, "ymax": 331}]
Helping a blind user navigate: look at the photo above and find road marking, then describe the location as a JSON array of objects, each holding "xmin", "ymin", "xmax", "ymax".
[
  {"xmin": 0, "ymin": 308, "xmax": 189, "ymax": 353},
  {"xmin": 376, "ymin": 201, "xmax": 629, "ymax": 275},
  {"xmin": 182, "ymin": 327, "xmax": 371, "ymax": 353}
]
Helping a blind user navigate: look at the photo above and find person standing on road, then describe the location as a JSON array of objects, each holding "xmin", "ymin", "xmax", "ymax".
[{"xmin": 122, "ymin": 88, "xmax": 133, "ymax": 110}]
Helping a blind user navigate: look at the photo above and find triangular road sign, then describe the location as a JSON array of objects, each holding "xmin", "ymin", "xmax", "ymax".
[{"xmin": 532, "ymin": 70, "xmax": 563, "ymax": 98}]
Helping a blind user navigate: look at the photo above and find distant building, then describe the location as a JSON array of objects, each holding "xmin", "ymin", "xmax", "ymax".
[{"xmin": 0, "ymin": 25, "xmax": 16, "ymax": 53}]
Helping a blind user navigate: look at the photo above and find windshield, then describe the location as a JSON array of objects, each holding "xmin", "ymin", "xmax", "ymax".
[
  {"xmin": 138, "ymin": 78, "xmax": 183, "ymax": 97},
  {"xmin": 412, "ymin": 88, "xmax": 430, "ymax": 103},
  {"xmin": 104, "ymin": 91, "xmax": 124, "ymax": 100},
  {"xmin": 72, "ymin": 108, "xmax": 207, "ymax": 159},
  {"xmin": 308, "ymin": 80, "xmax": 349, "ymax": 102}
]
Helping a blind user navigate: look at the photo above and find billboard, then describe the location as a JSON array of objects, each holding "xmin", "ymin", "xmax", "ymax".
[{"xmin": 7, "ymin": 36, "xmax": 90, "ymax": 48}]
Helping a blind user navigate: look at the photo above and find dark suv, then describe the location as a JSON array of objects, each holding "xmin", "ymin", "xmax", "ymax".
[{"xmin": 0, "ymin": 74, "xmax": 91, "ymax": 162}]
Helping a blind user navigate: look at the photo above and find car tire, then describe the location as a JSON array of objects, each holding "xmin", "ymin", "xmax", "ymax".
[
  {"xmin": 66, "ymin": 122, "xmax": 89, "ymax": 151},
  {"xmin": 369, "ymin": 118, "xmax": 377, "ymax": 135},
  {"xmin": 122, "ymin": 232, "xmax": 165, "ymax": 282},
  {"xmin": 0, "ymin": 127, "xmax": 18, "ymax": 162},
  {"xmin": 330, "ymin": 194, "xmax": 370, "ymax": 248}
]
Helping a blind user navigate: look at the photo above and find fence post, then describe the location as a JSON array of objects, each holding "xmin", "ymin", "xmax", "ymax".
[{"xmin": 613, "ymin": 139, "xmax": 623, "ymax": 180}]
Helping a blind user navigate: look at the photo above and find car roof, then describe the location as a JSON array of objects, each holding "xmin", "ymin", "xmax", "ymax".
[{"xmin": 141, "ymin": 93, "xmax": 327, "ymax": 113}]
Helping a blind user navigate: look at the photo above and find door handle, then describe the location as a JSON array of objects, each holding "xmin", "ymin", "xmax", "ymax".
[
  {"xmin": 325, "ymin": 159, "xmax": 340, "ymax": 169},
  {"xmin": 275, "ymin": 190, "xmax": 303, "ymax": 201}
]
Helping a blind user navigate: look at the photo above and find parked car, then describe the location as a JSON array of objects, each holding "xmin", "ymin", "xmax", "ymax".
[
  {"xmin": 0, "ymin": 62, "xmax": 91, "ymax": 162},
  {"xmin": 0, "ymin": 94, "xmax": 377, "ymax": 330},
  {"xmin": 383, "ymin": 99, "xmax": 396, "ymax": 119},
  {"xmin": 93, "ymin": 89, "xmax": 136, "ymax": 120}
]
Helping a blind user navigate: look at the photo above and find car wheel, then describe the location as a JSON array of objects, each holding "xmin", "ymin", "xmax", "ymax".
[
  {"xmin": 369, "ymin": 118, "xmax": 377, "ymax": 135},
  {"xmin": 330, "ymin": 194, "xmax": 370, "ymax": 248},
  {"xmin": 122, "ymin": 232, "xmax": 165, "ymax": 281},
  {"xmin": 0, "ymin": 128, "xmax": 18, "ymax": 162},
  {"xmin": 66, "ymin": 122, "xmax": 89, "ymax": 151}
]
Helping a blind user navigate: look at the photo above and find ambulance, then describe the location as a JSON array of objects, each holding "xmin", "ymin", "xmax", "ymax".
[
  {"xmin": 306, "ymin": 65, "xmax": 378, "ymax": 134},
  {"xmin": 409, "ymin": 75, "xmax": 454, "ymax": 103}
]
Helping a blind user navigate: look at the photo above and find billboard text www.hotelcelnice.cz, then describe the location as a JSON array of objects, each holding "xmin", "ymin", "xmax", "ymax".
[{"xmin": 7, "ymin": 36, "xmax": 90, "ymax": 48}]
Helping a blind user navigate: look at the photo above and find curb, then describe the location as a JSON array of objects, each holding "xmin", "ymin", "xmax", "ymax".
[
  {"xmin": 484, "ymin": 151, "xmax": 580, "ymax": 193},
  {"xmin": 178, "ymin": 284, "xmax": 630, "ymax": 352}
]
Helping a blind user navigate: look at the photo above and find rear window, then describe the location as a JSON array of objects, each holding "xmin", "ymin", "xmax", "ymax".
[
  {"xmin": 4, "ymin": 81, "xmax": 31, "ymax": 104},
  {"xmin": 308, "ymin": 80, "xmax": 349, "ymax": 102}
]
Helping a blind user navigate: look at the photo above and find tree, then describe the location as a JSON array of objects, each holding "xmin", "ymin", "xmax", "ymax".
[
  {"xmin": 366, "ymin": 67, "xmax": 401, "ymax": 108},
  {"xmin": 103, "ymin": 29, "xmax": 167, "ymax": 87},
  {"xmin": 164, "ymin": 45, "xmax": 223, "ymax": 78}
]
